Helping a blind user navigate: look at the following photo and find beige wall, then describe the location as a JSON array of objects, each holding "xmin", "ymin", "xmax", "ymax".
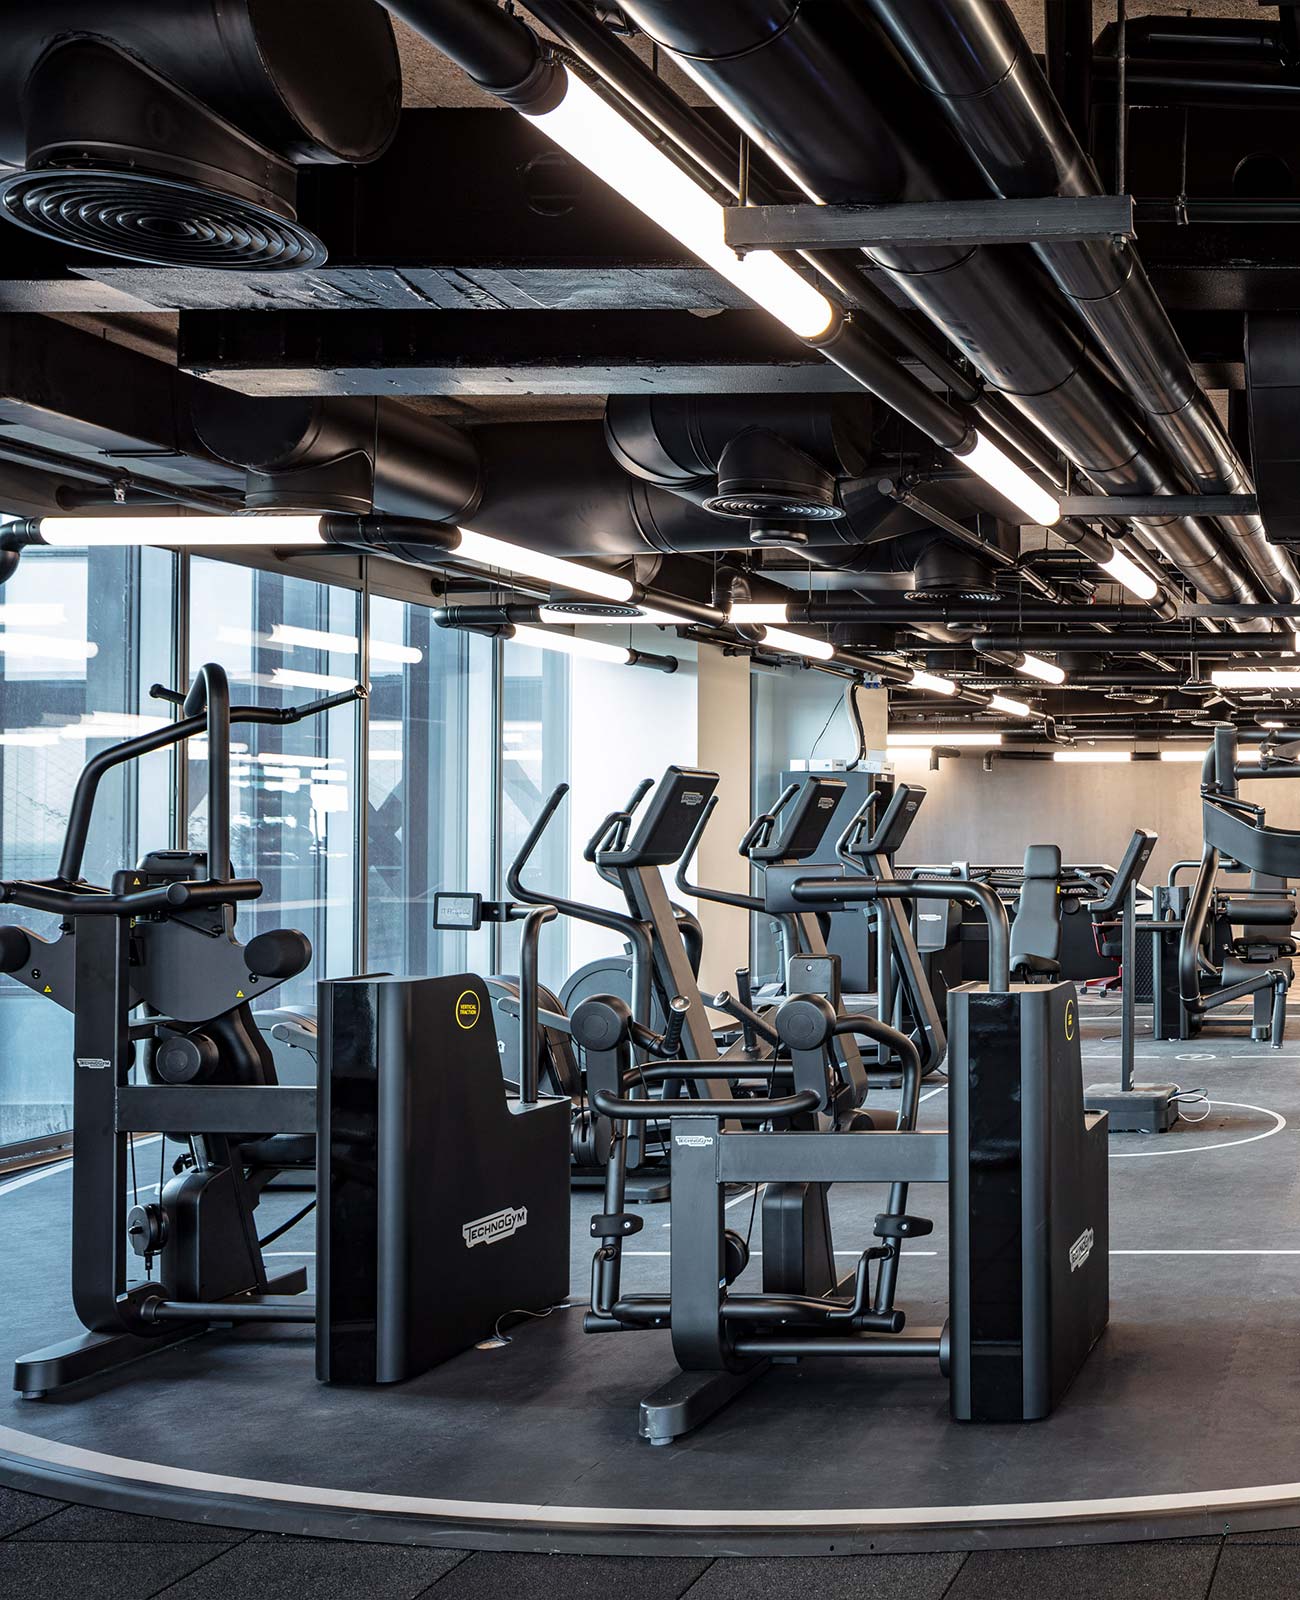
[
  {"xmin": 893, "ymin": 749, "xmax": 1300, "ymax": 885},
  {"xmin": 695, "ymin": 647, "xmax": 753, "ymax": 996}
]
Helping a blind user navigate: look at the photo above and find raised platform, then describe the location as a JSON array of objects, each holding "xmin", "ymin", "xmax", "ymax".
[{"xmin": 3, "ymin": 1006, "xmax": 1300, "ymax": 1555}]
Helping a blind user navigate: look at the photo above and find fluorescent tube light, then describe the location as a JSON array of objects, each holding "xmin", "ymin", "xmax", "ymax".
[
  {"xmin": 953, "ymin": 432, "xmax": 1060, "ymax": 527},
  {"xmin": 888, "ymin": 732, "xmax": 1002, "ymax": 747},
  {"xmin": 526, "ymin": 70, "xmax": 835, "ymax": 341},
  {"xmin": 1017, "ymin": 653, "xmax": 1066, "ymax": 686},
  {"xmin": 759, "ymin": 626, "xmax": 836, "ymax": 661},
  {"xmin": 1210, "ymin": 669, "xmax": 1300, "ymax": 688},
  {"xmin": 989, "ymin": 694, "xmax": 1032, "ymax": 717},
  {"xmin": 729, "ymin": 602, "xmax": 791, "ymax": 625},
  {"xmin": 1162, "ymin": 747, "xmax": 1261, "ymax": 765},
  {"xmin": 511, "ymin": 625, "xmax": 633, "ymax": 666},
  {"xmin": 1052, "ymin": 750, "xmax": 1132, "ymax": 763},
  {"xmin": 909, "ymin": 669, "xmax": 957, "ymax": 696},
  {"xmin": 454, "ymin": 526, "xmax": 634, "ymax": 604},
  {"xmin": 34, "ymin": 515, "xmax": 327, "ymax": 548},
  {"xmin": 1100, "ymin": 547, "xmax": 1160, "ymax": 601}
]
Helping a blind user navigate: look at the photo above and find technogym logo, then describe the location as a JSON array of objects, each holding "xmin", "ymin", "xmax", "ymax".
[
  {"xmin": 1069, "ymin": 1227, "xmax": 1095, "ymax": 1273},
  {"xmin": 463, "ymin": 1206, "xmax": 528, "ymax": 1249}
]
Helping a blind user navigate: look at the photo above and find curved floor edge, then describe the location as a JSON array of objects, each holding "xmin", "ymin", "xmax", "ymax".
[{"xmin": 3, "ymin": 1425, "xmax": 1300, "ymax": 1557}]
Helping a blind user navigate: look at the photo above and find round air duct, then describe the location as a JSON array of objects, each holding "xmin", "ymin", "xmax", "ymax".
[
  {"xmin": 0, "ymin": 3, "xmax": 400, "ymax": 269},
  {"xmin": 700, "ymin": 429, "xmax": 843, "ymax": 522},
  {"xmin": 907, "ymin": 539, "xmax": 1001, "ymax": 604}
]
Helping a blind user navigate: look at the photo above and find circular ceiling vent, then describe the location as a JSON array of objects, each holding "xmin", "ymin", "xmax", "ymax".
[
  {"xmin": 540, "ymin": 599, "xmax": 641, "ymax": 618},
  {"xmin": 702, "ymin": 492, "xmax": 843, "ymax": 520},
  {"xmin": 0, "ymin": 168, "xmax": 327, "ymax": 270}
]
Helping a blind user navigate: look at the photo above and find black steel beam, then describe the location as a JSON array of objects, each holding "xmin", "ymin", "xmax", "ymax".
[
  {"xmin": 972, "ymin": 632, "xmax": 1296, "ymax": 653},
  {"xmin": 178, "ymin": 309, "xmax": 861, "ymax": 397},
  {"xmin": 1059, "ymin": 493, "xmax": 1259, "ymax": 517},
  {"xmin": 724, "ymin": 196, "xmax": 1134, "ymax": 253}
]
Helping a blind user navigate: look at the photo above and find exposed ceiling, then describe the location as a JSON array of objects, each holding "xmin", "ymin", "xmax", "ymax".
[{"xmin": 3, "ymin": 1, "xmax": 1300, "ymax": 740}]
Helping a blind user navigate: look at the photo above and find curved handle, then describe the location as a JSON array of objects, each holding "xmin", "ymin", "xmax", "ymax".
[
  {"xmin": 506, "ymin": 783, "xmax": 569, "ymax": 904},
  {"xmin": 583, "ymin": 777, "xmax": 654, "ymax": 865},
  {"xmin": 738, "ymin": 782, "xmax": 800, "ymax": 860},
  {"xmin": 183, "ymin": 663, "xmax": 232, "ymax": 883},
  {"xmin": 835, "ymin": 790, "xmax": 882, "ymax": 870},
  {"xmin": 675, "ymin": 795, "xmax": 764, "ymax": 912}
]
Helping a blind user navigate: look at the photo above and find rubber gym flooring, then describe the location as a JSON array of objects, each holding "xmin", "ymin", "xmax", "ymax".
[{"xmin": 6, "ymin": 999, "xmax": 1300, "ymax": 1582}]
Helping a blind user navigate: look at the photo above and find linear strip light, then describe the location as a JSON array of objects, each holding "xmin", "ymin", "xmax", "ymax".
[
  {"xmin": 511, "ymin": 624, "xmax": 637, "ymax": 666},
  {"xmin": 525, "ymin": 69, "xmax": 834, "ymax": 340},
  {"xmin": 759, "ymin": 626, "xmax": 835, "ymax": 662},
  {"xmin": 952, "ymin": 432, "xmax": 1061, "ymax": 527},
  {"xmin": 888, "ymin": 732, "xmax": 1003, "ymax": 747},
  {"xmin": 1101, "ymin": 547, "xmax": 1160, "ymax": 601},
  {"xmin": 1016, "ymin": 653, "xmax": 1067, "ymax": 686},
  {"xmin": 989, "ymin": 694, "xmax": 1032, "ymax": 717},
  {"xmin": 1052, "ymin": 750, "xmax": 1132, "ymax": 763},
  {"xmin": 535, "ymin": 604, "xmax": 682, "ymax": 627},
  {"xmin": 454, "ymin": 526, "xmax": 634, "ymax": 603},
  {"xmin": 1161, "ymin": 747, "xmax": 1262, "ymax": 765},
  {"xmin": 0, "ymin": 632, "xmax": 97, "ymax": 661},
  {"xmin": 1210, "ymin": 669, "xmax": 1300, "ymax": 688},
  {"xmin": 729, "ymin": 602, "xmax": 791, "ymax": 625},
  {"xmin": 908, "ymin": 669, "xmax": 958, "ymax": 696},
  {"xmin": 16, "ymin": 516, "xmax": 637, "ymax": 606}
]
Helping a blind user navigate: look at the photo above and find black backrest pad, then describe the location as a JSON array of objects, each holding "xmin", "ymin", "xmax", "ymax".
[
  {"xmin": 866, "ymin": 783, "xmax": 926, "ymax": 855},
  {"xmin": 1010, "ymin": 844, "xmax": 1063, "ymax": 967},
  {"xmin": 602, "ymin": 767, "xmax": 721, "ymax": 868},
  {"xmin": 752, "ymin": 776, "xmax": 847, "ymax": 864},
  {"xmin": 1089, "ymin": 829, "xmax": 1157, "ymax": 917}
]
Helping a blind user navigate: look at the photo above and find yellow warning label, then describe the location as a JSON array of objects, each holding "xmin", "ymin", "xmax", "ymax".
[
  {"xmin": 132, "ymin": 877, "xmax": 141, "ymax": 886},
  {"xmin": 455, "ymin": 989, "xmax": 481, "ymax": 1030},
  {"xmin": 236, "ymin": 989, "xmax": 245, "ymax": 999},
  {"xmin": 42, "ymin": 985, "xmax": 52, "ymax": 995}
]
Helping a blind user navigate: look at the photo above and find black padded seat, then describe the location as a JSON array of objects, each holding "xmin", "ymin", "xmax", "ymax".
[{"xmin": 1010, "ymin": 844, "xmax": 1064, "ymax": 982}]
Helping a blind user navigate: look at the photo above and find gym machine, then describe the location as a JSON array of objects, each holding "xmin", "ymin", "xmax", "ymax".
[
  {"xmin": 1, "ymin": 664, "xmax": 569, "ymax": 1397},
  {"xmin": 1079, "ymin": 830, "xmax": 1180, "ymax": 1134},
  {"xmin": 578, "ymin": 863, "xmax": 1109, "ymax": 1444},
  {"xmin": 1178, "ymin": 726, "xmax": 1296, "ymax": 1047}
]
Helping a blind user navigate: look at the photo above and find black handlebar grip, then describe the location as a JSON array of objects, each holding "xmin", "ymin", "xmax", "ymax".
[
  {"xmin": 658, "ymin": 995, "xmax": 690, "ymax": 1058},
  {"xmin": 735, "ymin": 967, "xmax": 757, "ymax": 1052},
  {"xmin": 0, "ymin": 925, "xmax": 31, "ymax": 973},
  {"xmin": 245, "ymin": 928, "xmax": 312, "ymax": 981}
]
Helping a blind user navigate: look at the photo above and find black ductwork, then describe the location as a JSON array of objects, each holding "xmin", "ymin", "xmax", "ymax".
[
  {"xmin": 192, "ymin": 391, "xmax": 901, "ymax": 559},
  {"xmin": 191, "ymin": 393, "xmax": 483, "ymax": 523},
  {"xmin": 861, "ymin": 0, "xmax": 1300, "ymax": 607},
  {"xmin": 0, "ymin": 2, "xmax": 401, "ymax": 268},
  {"xmin": 605, "ymin": 393, "xmax": 872, "ymax": 546},
  {"xmin": 617, "ymin": 0, "xmax": 1264, "ymax": 609}
]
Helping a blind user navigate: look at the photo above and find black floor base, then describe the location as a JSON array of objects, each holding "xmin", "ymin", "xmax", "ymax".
[
  {"xmin": 1083, "ymin": 1083, "xmax": 1181, "ymax": 1133},
  {"xmin": 5, "ymin": 1010, "xmax": 1300, "ymax": 1554}
]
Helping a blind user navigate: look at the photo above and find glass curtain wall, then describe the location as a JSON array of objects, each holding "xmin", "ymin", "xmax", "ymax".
[
  {"xmin": 499, "ymin": 637, "xmax": 570, "ymax": 989},
  {"xmin": 0, "ymin": 546, "xmax": 176, "ymax": 1152},
  {"xmin": 187, "ymin": 559, "xmax": 361, "ymax": 1010},
  {"xmin": 367, "ymin": 596, "xmax": 494, "ymax": 978}
]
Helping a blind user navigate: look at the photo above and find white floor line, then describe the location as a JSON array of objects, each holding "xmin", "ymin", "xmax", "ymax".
[{"xmin": 1109, "ymin": 1100, "xmax": 1285, "ymax": 1158}]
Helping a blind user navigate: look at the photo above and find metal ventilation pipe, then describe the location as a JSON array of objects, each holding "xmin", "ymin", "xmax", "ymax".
[
  {"xmin": 617, "ymin": 0, "xmax": 1259, "ymax": 608},
  {"xmin": 861, "ymin": 0, "xmax": 1300, "ymax": 608},
  {"xmin": 0, "ymin": 2, "xmax": 401, "ymax": 269}
]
